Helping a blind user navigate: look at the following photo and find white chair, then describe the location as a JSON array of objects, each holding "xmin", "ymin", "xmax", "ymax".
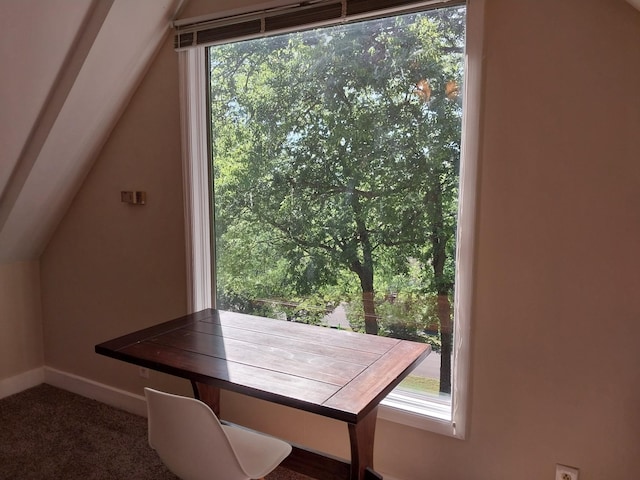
[{"xmin": 144, "ymin": 387, "xmax": 292, "ymax": 480}]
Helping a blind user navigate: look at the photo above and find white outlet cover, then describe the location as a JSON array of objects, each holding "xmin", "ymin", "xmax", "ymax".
[{"xmin": 555, "ymin": 464, "xmax": 579, "ymax": 480}]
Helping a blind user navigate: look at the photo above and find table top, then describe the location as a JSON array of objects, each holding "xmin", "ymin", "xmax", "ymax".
[{"xmin": 95, "ymin": 308, "xmax": 430, "ymax": 423}]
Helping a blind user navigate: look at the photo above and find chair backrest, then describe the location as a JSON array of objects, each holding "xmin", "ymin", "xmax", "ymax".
[{"xmin": 144, "ymin": 388, "xmax": 248, "ymax": 480}]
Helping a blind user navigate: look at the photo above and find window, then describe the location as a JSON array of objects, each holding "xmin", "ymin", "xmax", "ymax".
[{"xmin": 177, "ymin": 0, "xmax": 483, "ymax": 438}]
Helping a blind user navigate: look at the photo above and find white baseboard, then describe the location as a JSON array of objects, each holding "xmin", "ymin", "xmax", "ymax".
[
  {"xmin": 43, "ymin": 367, "xmax": 147, "ymax": 417},
  {"xmin": 0, "ymin": 367, "xmax": 146, "ymax": 416},
  {"xmin": 379, "ymin": 474, "xmax": 399, "ymax": 480},
  {"xmin": 0, "ymin": 367, "xmax": 45, "ymax": 399}
]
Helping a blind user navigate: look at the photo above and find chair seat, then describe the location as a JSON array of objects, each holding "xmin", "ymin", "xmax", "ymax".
[
  {"xmin": 223, "ymin": 425, "xmax": 292, "ymax": 479},
  {"xmin": 144, "ymin": 388, "xmax": 291, "ymax": 480}
]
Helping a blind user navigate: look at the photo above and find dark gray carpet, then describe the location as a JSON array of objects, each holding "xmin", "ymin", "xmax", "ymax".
[{"xmin": 0, "ymin": 384, "xmax": 311, "ymax": 480}]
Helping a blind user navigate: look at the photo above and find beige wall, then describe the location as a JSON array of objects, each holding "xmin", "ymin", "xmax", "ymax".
[
  {"xmin": 40, "ymin": 39, "xmax": 188, "ymax": 392},
  {"xmin": 39, "ymin": 0, "xmax": 640, "ymax": 479},
  {"xmin": 0, "ymin": 261, "xmax": 43, "ymax": 380}
]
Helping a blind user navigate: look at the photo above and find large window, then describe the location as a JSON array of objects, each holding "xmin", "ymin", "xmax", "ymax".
[{"xmin": 178, "ymin": 0, "xmax": 482, "ymax": 438}]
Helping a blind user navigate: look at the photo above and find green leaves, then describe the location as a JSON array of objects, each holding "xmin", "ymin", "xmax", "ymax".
[{"xmin": 209, "ymin": 8, "xmax": 464, "ymax": 341}]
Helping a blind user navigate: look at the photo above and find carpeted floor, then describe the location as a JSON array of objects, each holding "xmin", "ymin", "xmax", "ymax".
[{"xmin": 0, "ymin": 384, "xmax": 312, "ymax": 480}]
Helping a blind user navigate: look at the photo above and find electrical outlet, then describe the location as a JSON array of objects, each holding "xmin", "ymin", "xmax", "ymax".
[
  {"xmin": 555, "ymin": 464, "xmax": 579, "ymax": 480},
  {"xmin": 138, "ymin": 367, "xmax": 150, "ymax": 379}
]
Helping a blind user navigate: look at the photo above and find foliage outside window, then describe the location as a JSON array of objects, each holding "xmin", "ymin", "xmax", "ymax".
[{"xmin": 208, "ymin": 6, "xmax": 465, "ymax": 402}]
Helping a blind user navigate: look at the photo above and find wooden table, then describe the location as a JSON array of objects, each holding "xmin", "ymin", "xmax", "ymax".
[{"xmin": 95, "ymin": 309, "xmax": 430, "ymax": 480}]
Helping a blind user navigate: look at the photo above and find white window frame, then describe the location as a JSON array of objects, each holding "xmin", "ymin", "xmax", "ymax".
[{"xmin": 179, "ymin": 0, "xmax": 484, "ymax": 438}]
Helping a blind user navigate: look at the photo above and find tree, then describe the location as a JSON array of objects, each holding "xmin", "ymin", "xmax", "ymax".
[{"xmin": 209, "ymin": 7, "xmax": 465, "ymax": 393}]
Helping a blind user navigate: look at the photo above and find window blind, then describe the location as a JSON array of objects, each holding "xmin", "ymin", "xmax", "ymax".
[{"xmin": 173, "ymin": 0, "xmax": 464, "ymax": 50}]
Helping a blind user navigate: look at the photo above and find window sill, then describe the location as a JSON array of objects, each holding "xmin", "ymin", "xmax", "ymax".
[{"xmin": 379, "ymin": 390, "xmax": 457, "ymax": 437}]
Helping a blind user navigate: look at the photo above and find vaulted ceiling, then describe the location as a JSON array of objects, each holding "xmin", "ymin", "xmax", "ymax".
[
  {"xmin": 0, "ymin": 0, "xmax": 184, "ymax": 263},
  {"xmin": 3, "ymin": 0, "xmax": 636, "ymax": 266}
]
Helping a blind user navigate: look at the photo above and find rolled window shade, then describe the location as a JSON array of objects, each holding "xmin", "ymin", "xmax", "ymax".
[{"xmin": 173, "ymin": 0, "xmax": 464, "ymax": 50}]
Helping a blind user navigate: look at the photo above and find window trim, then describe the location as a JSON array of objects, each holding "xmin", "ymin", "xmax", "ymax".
[
  {"xmin": 178, "ymin": 0, "xmax": 484, "ymax": 438},
  {"xmin": 173, "ymin": 0, "xmax": 465, "ymax": 50},
  {"xmin": 178, "ymin": 48, "xmax": 212, "ymax": 313}
]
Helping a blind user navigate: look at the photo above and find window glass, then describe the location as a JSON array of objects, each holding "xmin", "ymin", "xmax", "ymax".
[{"xmin": 208, "ymin": 6, "xmax": 466, "ymax": 408}]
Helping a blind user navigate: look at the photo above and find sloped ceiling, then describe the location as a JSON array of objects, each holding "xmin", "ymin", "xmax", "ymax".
[{"xmin": 0, "ymin": 0, "xmax": 184, "ymax": 263}]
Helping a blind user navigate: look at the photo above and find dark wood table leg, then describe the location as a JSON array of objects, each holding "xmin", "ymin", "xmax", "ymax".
[
  {"xmin": 193, "ymin": 381, "xmax": 382, "ymax": 480},
  {"xmin": 348, "ymin": 406, "xmax": 379, "ymax": 480},
  {"xmin": 191, "ymin": 381, "xmax": 221, "ymax": 416}
]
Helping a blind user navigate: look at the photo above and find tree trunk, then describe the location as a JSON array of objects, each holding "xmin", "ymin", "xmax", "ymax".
[
  {"xmin": 349, "ymin": 258, "xmax": 378, "ymax": 335},
  {"xmin": 437, "ymin": 293, "xmax": 452, "ymax": 394},
  {"xmin": 428, "ymin": 181, "xmax": 453, "ymax": 394},
  {"xmin": 349, "ymin": 190, "xmax": 378, "ymax": 335},
  {"xmin": 362, "ymin": 290, "xmax": 378, "ymax": 335}
]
